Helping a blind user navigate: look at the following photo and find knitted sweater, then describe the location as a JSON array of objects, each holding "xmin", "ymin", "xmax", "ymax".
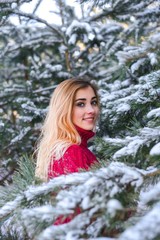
[
  {"xmin": 48, "ymin": 126, "xmax": 98, "ymax": 225},
  {"xmin": 48, "ymin": 126, "xmax": 98, "ymax": 179}
]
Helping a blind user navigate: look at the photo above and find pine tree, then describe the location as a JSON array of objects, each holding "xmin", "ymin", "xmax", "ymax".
[{"xmin": 0, "ymin": 0, "xmax": 160, "ymax": 239}]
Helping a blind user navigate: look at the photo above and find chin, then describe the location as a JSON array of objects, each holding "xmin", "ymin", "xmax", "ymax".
[{"xmin": 83, "ymin": 125, "xmax": 94, "ymax": 131}]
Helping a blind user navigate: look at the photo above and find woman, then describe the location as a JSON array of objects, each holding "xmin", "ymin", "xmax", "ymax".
[
  {"xmin": 35, "ymin": 77, "xmax": 100, "ymax": 182},
  {"xmin": 35, "ymin": 77, "xmax": 100, "ymax": 224}
]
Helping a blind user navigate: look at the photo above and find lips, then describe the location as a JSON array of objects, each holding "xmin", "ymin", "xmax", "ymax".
[{"xmin": 83, "ymin": 117, "xmax": 95, "ymax": 121}]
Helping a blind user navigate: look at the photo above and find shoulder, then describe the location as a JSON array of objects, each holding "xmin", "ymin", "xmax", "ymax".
[
  {"xmin": 62, "ymin": 144, "xmax": 90, "ymax": 171},
  {"xmin": 48, "ymin": 144, "xmax": 97, "ymax": 179},
  {"xmin": 65, "ymin": 144, "xmax": 83, "ymax": 153},
  {"xmin": 63, "ymin": 144, "xmax": 86, "ymax": 164},
  {"xmin": 48, "ymin": 144, "xmax": 87, "ymax": 179},
  {"xmin": 64, "ymin": 144, "xmax": 98, "ymax": 166}
]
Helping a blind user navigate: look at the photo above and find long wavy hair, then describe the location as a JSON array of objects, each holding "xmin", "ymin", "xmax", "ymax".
[{"xmin": 35, "ymin": 78, "xmax": 99, "ymax": 181}]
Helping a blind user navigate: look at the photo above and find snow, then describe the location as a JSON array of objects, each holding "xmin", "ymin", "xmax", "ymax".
[
  {"xmin": 141, "ymin": 127, "xmax": 160, "ymax": 139},
  {"xmin": 21, "ymin": 159, "xmax": 143, "ymax": 240},
  {"xmin": 100, "ymin": 23, "xmax": 123, "ymax": 35},
  {"xmin": 11, "ymin": 3, "xmax": 17, "ymax": 8},
  {"xmin": 113, "ymin": 138, "xmax": 144, "ymax": 159},
  {"xmin": 116, "ymin": 103, "xmax": 131, "ymax": 113},
  {"xmin": 68, "ymin": 33, "xmax": 77, "ymax": 45},
  {"xmin": 148, "ymin": 52, "xmax": 158, "ymax": 65},
  {"xmin": 46, "ymin": 64, "xmax": 62, "ymax": 72},
  {"xmin": 140, "ymin": 181, "xmax": 160, "ymax": 205},
  {"xmin": 0, "ymin": 121, "xmax": 4, "ymax": 127},
  {"xmin": 119, "ymin": 203, "xmax": 160, "ymax": 240},
  {"xmin": 0, "ymin": 195, "xmax": 23, "ymax": 218},
  {"xmin": 100, "ymin": 78, "xmax": 159, "ymax": 117},
  {"xmin": 147, "ymin": 108, "xmax": 160, "ymax": 118},
  {"xmin": 81, "ymin": 196, "xmax": 90, "ymax": 210},
  {"xmin": 117, "ymin": 33, "xmax": 160, "ymax": 65},
  {"xmin": 1, "ymin": 1, "xmax": 160, "ymax": 239},
  {"xmin": 105, "ymin": 162, "xmax": 143, "ymax": 188},
  {"xmin": 66, "ymin": 20, "xmax": 92, "ymax": 36},
  {"xmin": 131, "ymin": 58, "xmax": 146, "ymax": 73},
  {"xmin": 137, "ymin": 165, "xmax": 158, "ymax": 176},
  {"xmin": 103, "ymin": 136, "xmax": 127, "ymax": 145},
  {"xmin": 106, "ymin": 199, "xmax": 123, "ymax": 217},
  {"xmin": 103, "ymin": 126, "xmax": 160, "ymax": 162},
  {"xmin": 0, "ymin": 162, "xmax": 143, "ymax": 237},
  {"xmin": 150, "ymin": 142, "xmax": 160, "ymax": 156},
  {"xmin": 19, "ymin": 116, "xmax": 34, "ymax": 122},
  {"xmin": 21, "ymin": 102, "xmax": 42, "ymax": 116},
  {"xmin": 147, "ymin": 32, "xmax": 160, "ymax": 47},
  {"xmin": 109, "ymin": 185, "xmax": 120, "ymax": 197},
  {"xmin": 11, "ymin": 127, "xmax": 31, "ymax": 144}
]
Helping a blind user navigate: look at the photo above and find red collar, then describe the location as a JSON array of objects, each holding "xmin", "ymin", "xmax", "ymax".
[{"xmin": 75, "ymin": 125, "xmax": 95, "ymax": 147}]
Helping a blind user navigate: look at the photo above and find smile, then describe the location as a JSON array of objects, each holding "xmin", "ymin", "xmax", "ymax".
[{"xmin": 83, "ymin": 117, "xmax": 94, "ymax": 121}]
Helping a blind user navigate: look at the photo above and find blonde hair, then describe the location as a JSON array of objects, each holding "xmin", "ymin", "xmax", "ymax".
[{"xmin": 35, "ymin": 78, "xmax": 99, "ymax": 181}]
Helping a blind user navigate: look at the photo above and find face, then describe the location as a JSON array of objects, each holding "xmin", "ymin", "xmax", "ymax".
[{"xmin": 72, "ymin": 86, "xmax": 99, "ymax": 130}]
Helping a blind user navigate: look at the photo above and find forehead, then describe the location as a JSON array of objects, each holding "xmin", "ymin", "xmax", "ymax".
[{"xmin": 75, "ymin": 86, "xmax": 96, "ymax": 99}]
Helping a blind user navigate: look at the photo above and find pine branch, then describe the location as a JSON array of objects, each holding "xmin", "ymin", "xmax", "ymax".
[
  {"xmin": 118, "ymin": 202, "xmax": 160, "ymax": 240},
  {"xmin": 0, "ymin": 168, "xmax": 14, "ymax": 186},
  {"xmin": 0, "ymin": 0, "xmax": 17, "ymax": 2},
  {"xmin": 1, "ymin": 8, "xmax": 64, "ymax": 38},
  {"xmin": 32, "ymin": 0, "xmax": 43, "ymax": 15},
  {"xmin": 0, "ymin": 162, "xmax": 143, "ymax": 239},
  {"xmin": 144, "ymin": 169, "xmax": 160, "ymax": 178}
]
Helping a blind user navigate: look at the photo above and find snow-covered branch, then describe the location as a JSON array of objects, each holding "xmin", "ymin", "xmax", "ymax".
[{"xmin": 0, "ymin": 162, "xmax": 143, "ymax": 239}]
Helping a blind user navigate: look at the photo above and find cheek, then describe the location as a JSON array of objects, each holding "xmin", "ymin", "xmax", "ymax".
[
  {"xmin": 95, "ymin": 107, "xmax": 100, "ymax": 117},
  {"xmin": 72, "ymin": 108, "xmax": 82, "ymax": 123}
]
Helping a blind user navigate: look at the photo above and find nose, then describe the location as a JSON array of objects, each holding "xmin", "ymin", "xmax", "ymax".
[{"xmin": 86, "ymin": 104, "xmax": 95, "ymax": 114}]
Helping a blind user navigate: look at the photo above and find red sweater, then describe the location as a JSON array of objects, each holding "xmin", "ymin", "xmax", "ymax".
[
  {"xmin": 48, "ymin": 126, "xmax": 98, "ymax": 179},
  {"xmin": 48, "ymin": 126, "xmax": 98, "ymax": 225}
]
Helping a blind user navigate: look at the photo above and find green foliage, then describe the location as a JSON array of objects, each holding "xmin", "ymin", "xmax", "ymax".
[
  {"xmin": 0, "ymin": 155, "xmax": 36, "ymax": 207},
  {"xmin": 0, "ymin": 160, "xmax": 145, "ymax": 239},
  {"xmin": 94, "ymin": 137, "xmax": 124, "ymax": 161},
  {"xmin": 0, "ymin": 0, "xmax": 160, "ymax": 239}
]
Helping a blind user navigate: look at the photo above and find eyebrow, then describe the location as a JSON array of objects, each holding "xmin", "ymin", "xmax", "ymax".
[{"xmin": 75, "ymin": 96, "xmax": 97, "ymax": 102}]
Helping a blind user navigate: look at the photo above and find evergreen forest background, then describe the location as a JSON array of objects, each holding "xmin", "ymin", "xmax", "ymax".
[{"xmin": 0, "ymin": 0, "xmax": 160, "ymax": 239}]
